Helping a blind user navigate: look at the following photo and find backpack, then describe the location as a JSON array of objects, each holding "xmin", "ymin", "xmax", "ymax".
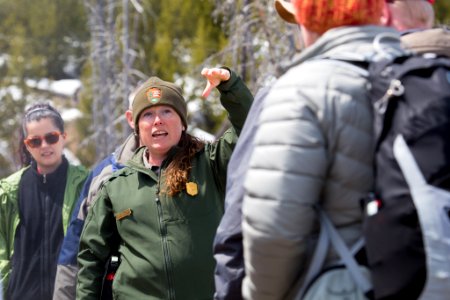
[
  {"xmin": 362, "ymin": 54, "xmax": 450, "ymax": 299},
  {"xmin": 290, "ymin": 206, "xmax": 373, "ymax": 300},
  {"xmin": 288, "ymin": 53, "xmax": 450, "ymax": 300}
]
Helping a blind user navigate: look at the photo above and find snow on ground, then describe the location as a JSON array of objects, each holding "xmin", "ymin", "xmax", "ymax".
[{"xmin": 25, "ymin": 78, "xmax": 81, "ymax": 98}]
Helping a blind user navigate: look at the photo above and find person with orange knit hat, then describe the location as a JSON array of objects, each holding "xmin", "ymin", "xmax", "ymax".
[
  {"xmin": 241, "ymin": 0, "xmax": 407, "ymax": 299},
  {"xmin": 275, "ymin": 0, "xmax": 435, "ymax": 33},
  {"xmin": 274, "ymin": 1, "xmax": 450, "ymax": 300}
]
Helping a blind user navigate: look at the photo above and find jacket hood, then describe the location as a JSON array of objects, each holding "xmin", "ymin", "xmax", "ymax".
[
  {"xmin": 282, "ymin": 25, "xmax": 406, "ymax": 71},
  {"xmin": 113, "ymin": 133, "xmax": 139, "ymax": 166}
]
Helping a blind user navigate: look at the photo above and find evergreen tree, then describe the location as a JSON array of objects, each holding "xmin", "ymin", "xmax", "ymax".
[
  {"xmin": 0, "ymin": 0, "xmax": 88, "ymax": 174},
  {"xmin": 0, "ymin": 0, "xmax": 448, "ymax": 172}
]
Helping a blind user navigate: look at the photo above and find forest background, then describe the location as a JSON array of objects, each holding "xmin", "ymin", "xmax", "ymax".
[{"xmin": 0, "ymin": 0, "xmax": 449, "ymax": 176}]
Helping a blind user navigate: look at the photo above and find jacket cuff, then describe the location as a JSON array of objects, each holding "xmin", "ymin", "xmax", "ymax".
[{"xmin": 216, "ymin": 67, "xmax": 237, "ymax": 92}]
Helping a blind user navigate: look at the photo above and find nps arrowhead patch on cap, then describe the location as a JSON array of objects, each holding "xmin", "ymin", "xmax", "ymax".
[
  {"xmin": 132, "ymin": 76, "xmax": 188, "ymax": 130},
  {"xmin": 146, "ymin": 88, "xmax": 162, "ymax": 103}
]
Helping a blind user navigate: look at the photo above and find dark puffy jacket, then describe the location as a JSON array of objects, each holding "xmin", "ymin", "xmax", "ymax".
[{"xmin": 213, "ymin": 87, "xmax": 270, "ymax": 300}]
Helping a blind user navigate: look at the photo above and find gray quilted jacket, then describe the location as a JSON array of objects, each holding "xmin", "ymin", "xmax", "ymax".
[{"xmin": 242, "ymin": 25, "xmax": 406, "ymax": 300}]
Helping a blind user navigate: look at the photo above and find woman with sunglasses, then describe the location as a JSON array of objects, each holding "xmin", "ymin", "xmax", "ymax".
[
  {"xmin": 76, "ymin": 68, "xmax": 253, "ymax": 300},
  {"xmin": 0, "ymin": 102, "xmax": 88, "ymax": 300}
]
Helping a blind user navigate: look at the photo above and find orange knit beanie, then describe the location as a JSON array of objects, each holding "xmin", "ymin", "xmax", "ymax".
[{"xmin": 291, "ymin": 0, "xmax": 384, "ymax": 34}]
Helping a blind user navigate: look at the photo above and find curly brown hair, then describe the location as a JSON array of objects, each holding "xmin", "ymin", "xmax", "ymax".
[{"xmin": 164, "ymin": 132, "xmax": 205, "ymax": 196}]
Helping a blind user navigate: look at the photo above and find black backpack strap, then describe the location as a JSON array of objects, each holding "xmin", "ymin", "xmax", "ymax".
[{"xmin": 370, "ymin": 55, "xmax": 450, "ymax": 149}]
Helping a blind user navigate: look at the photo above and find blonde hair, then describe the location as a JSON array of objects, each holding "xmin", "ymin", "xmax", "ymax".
[{"xmin": 388, "ymin": 1, "xmax": 434, "ymax": 31}]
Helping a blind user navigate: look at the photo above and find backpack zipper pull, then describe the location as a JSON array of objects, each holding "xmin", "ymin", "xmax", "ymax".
[{"xmin": 375, "ymin": 79, "xmax": 404, "ymax": 114}]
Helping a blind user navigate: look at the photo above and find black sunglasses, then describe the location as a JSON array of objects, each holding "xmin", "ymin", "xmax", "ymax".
[{"xmin": 24, "ymin": 131, "xmax": 65, "ymax": 148}]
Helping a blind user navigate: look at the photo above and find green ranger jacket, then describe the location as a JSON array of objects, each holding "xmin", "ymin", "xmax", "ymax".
[
  {"xmin": 0, "ymin": 163, "xmax": 88, "ymax": 295},
  {"xmin": 77, "ymin": 70, "xmax": 253, "ymax": 300}
]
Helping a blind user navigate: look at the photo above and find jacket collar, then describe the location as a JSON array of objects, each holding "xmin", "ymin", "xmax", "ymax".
[
  {"xmin": 113, "ymin": 133, "xmax": 139, "ymax": 166},
  {"xmin": 282, "ymin": 25, "xmax": 406, "ymax": 71},
  {"xmin": 127, "ymin": 145, "xmax": 180, "ymax": 172}
]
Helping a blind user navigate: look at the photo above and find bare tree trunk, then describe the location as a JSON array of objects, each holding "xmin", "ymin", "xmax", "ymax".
[
  {"xmin": 104, "ymin": 0, "xmax": 118, "ymax": 156},
  {"xmin": 85, "ymin": 0, "xmax": 110, "ymax": 159},
  {"xmin": 83, "ymin": 0, "xmax": 133, "ymax": 160},
  {"xmin": 240, "ymin": 0, "xmax": 252, "ymax": 82},
  {"xmin": 122, "ymin": 0, "xmax": 130, "ymax": 140}
]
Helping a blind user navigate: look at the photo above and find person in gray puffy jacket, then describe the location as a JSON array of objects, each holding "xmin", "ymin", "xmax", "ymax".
[{"xmin": 241, "ymin": 0, "xmax": 407, "ymax": 299}]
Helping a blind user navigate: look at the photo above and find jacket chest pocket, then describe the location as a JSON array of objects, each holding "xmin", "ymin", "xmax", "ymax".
[{"xmin": 168, "ymin": 188, "xmax": 223, "ymax": 219}]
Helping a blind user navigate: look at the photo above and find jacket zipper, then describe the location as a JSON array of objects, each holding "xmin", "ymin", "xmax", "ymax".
[
  {"xmin": 42, "ymin": 173, "xmax": 50, "ymax": 298},
  {"xmin": 155, "ymin": 173, "xmax": 176, "ymax": 300}
]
